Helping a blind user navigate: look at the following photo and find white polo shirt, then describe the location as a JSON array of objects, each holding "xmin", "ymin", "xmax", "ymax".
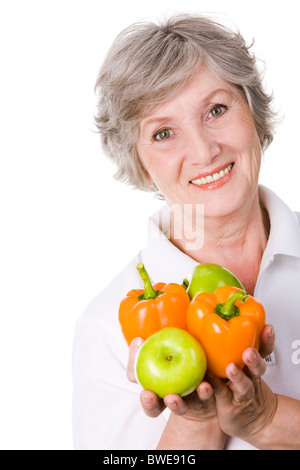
[{"xmin": 72, "ymin": 185, "xmax": 300, "ymax": 450}]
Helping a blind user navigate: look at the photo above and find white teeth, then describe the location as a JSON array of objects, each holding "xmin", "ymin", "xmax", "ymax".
[{"xmin": 191, "ymin": 163, "xmax": 233, "ymax": 186}]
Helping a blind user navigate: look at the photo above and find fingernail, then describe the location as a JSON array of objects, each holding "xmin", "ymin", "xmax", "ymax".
[
  {"xmin": 249, "ymin": 350, "xmax": 257, "ymax": 362},
  {"xmin": 267, "ymin": 326, "xmax": 274, "ymax": 338},
  {"xmin": 167, "ymin": 400, "xmax": 177, "ymax": 409},
  {"xmin": 228, "ymin": 363, "xmax": 239, "ymax": 377},
  {"xmin": 201, "ymin": 385, "xmax": 211, "ymax": 399},
  {"xmin": 142, "ymin": 395, "xmax": 152, "ymax": 406}
]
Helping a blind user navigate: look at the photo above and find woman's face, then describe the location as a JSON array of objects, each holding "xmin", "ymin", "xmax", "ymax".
[{"xmin": 137, "ymin": 65, "xmax": 262, "ymax": 219}]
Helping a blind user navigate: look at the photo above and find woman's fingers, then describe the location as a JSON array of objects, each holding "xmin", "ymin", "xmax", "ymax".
[
  {"xmin": 127, "ymin": 338, "xmax": 166, "ymax": 417},
  {"xmin": 209, "ymin": 346, "xmax": 268, "ymax": 407},
  {"xmin": 164, "ymin": 394, "xmax": 188, "ymax": 415},
  {"xmin": 208, "ymin": 365, "xmax": 255, "ymax": 407},
  {"xmin": 226, "ymin": 363, "xmax": 255, "ymax": 405},
  {"xmin": 163, "ymin": 382, "xmax": 216, "ymax": 417},
  {"xmin": 223, "ymin": 347, "xmax": 267, "ymax": 404},
  {"xmin": 126, "ymin": 337, "xmax": 144, "ymax": 382},
  {"xmin": 242, "ymin": 347, "xmax": 267, "ymax": 378},
  {"xmin": 197, "ymin": 381, "xmax": 214, "ymax": 401},
  {"xmin": 206, "ymin": 371, "xmax": 232, "ymax": 406},
  {"xmin": 259, "ymin": 324, "xmax": 275, "ymax": 358},
  {"xmin": 140, "ymin": 389, "xmax": 166, "ymax": 417}
]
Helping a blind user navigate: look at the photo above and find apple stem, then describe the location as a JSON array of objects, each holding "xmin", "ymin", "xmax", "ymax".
[
  {"xmin": 136, "ymin": 263, "xmax": 161, "ymax": 300},
  {"xmin": 215, "ymin": 291, "xmax": 249, "ymax": 320}
]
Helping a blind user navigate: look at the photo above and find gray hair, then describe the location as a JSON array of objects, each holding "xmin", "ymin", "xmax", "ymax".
[{"xmin": 94, "ymin": 14, "xmax": 277, "ymax": 192}]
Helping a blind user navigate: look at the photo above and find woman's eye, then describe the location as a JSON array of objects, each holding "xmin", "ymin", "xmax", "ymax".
[
  {"xmin": 153, "ymin": 129, "xmax": 171, "ymax": 141},
  {"xmin": 209, "ymin": 105, "xmax": 227, "ymax": 118}
]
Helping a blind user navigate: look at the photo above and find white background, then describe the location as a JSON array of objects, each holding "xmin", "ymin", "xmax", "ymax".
[{"xmin": 0, "ymin": 0, "xmax": 299, "ymax": 450}]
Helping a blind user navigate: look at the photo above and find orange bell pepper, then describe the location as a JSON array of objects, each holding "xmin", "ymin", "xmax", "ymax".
[
  {"xmin": 186, "ymin": 286, "xmax": 266, "ymax": 378},
  {"xmin": 119, "ymin": 263, "xmax": 190, "ymax": 345}
]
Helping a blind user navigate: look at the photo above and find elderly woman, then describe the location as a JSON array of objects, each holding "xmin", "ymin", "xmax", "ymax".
[{"xmin": 72, "ymin": 14, "xmax": 300, "ymax": 450}]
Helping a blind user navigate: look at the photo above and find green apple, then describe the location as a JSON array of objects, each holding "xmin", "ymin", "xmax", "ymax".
[
  {"xmin": 182, "ymin": 263, "xmax": 244, "ymax": 299},
  {"xmin": 135, "ymin": 327, "xmax": 207, "ymax": 399}
]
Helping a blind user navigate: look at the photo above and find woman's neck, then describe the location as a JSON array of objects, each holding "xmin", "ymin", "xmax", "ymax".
[{"xmin": 169, "ymin": 193, "xmax": 270, "ymax": 295}]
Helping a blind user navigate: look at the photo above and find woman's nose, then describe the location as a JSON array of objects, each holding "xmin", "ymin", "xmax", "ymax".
[{"xmin": 184, "ymin": 125, "xmax": 221, "ymax": 167}]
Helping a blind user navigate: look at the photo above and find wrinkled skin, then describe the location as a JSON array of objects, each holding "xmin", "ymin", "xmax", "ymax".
[{"xmin": 127, "ymin": 324, "xmax": 276, "ymax": 439}]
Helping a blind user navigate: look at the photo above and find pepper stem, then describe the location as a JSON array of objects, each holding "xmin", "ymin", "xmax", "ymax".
[
  {"xmin": 215, "ymin": 291, "xmax": 249, "ymax": 321},
  {"xmin": 136, "ymin": 263, "xmax": 159, "ymax": 300}
]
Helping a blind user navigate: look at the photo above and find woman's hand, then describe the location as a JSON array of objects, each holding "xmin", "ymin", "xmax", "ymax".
[
  {"xmin": 127, "ymin": 337, "xmax": 217, "ymax": 421},
  {"xmin": 127, "ymin": 324, "xmax": 275, "ymax": 422},
  {"xmin": 127, "ymin": 336, "xmax": 225, "ymax": 449},
  {"xmin": 209, "ymin": 324, "xmax": 278, "ymax": 444},
  {"xmin": 126, "ymin": 324, "xmax": 276, "ymax": 449}
]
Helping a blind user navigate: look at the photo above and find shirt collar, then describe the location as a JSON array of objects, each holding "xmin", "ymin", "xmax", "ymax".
[
  {"xmin": 142, "ymin": 185, "xmax": 300, "ymax": 283},
  {"xmin": 258, "ymin": 185, "xmax": 300, "ymax": 264}
]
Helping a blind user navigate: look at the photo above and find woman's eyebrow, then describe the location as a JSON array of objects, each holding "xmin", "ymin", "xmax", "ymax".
[
  {"xmin": 201, "ymin": 87, "xmax": 233, "ymax": 103},
  {"xmin": 141, "ymin": 116, "xmax": 173, "ymax": 130},
  {"xmin": 140, "ymin": 88, "xmax": 233, "ymax": 131}
]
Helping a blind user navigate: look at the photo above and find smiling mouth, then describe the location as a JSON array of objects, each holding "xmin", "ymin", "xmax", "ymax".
[{"xmin": 190, "ymin": 162, "xmax": 234, "ymax": 186}]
